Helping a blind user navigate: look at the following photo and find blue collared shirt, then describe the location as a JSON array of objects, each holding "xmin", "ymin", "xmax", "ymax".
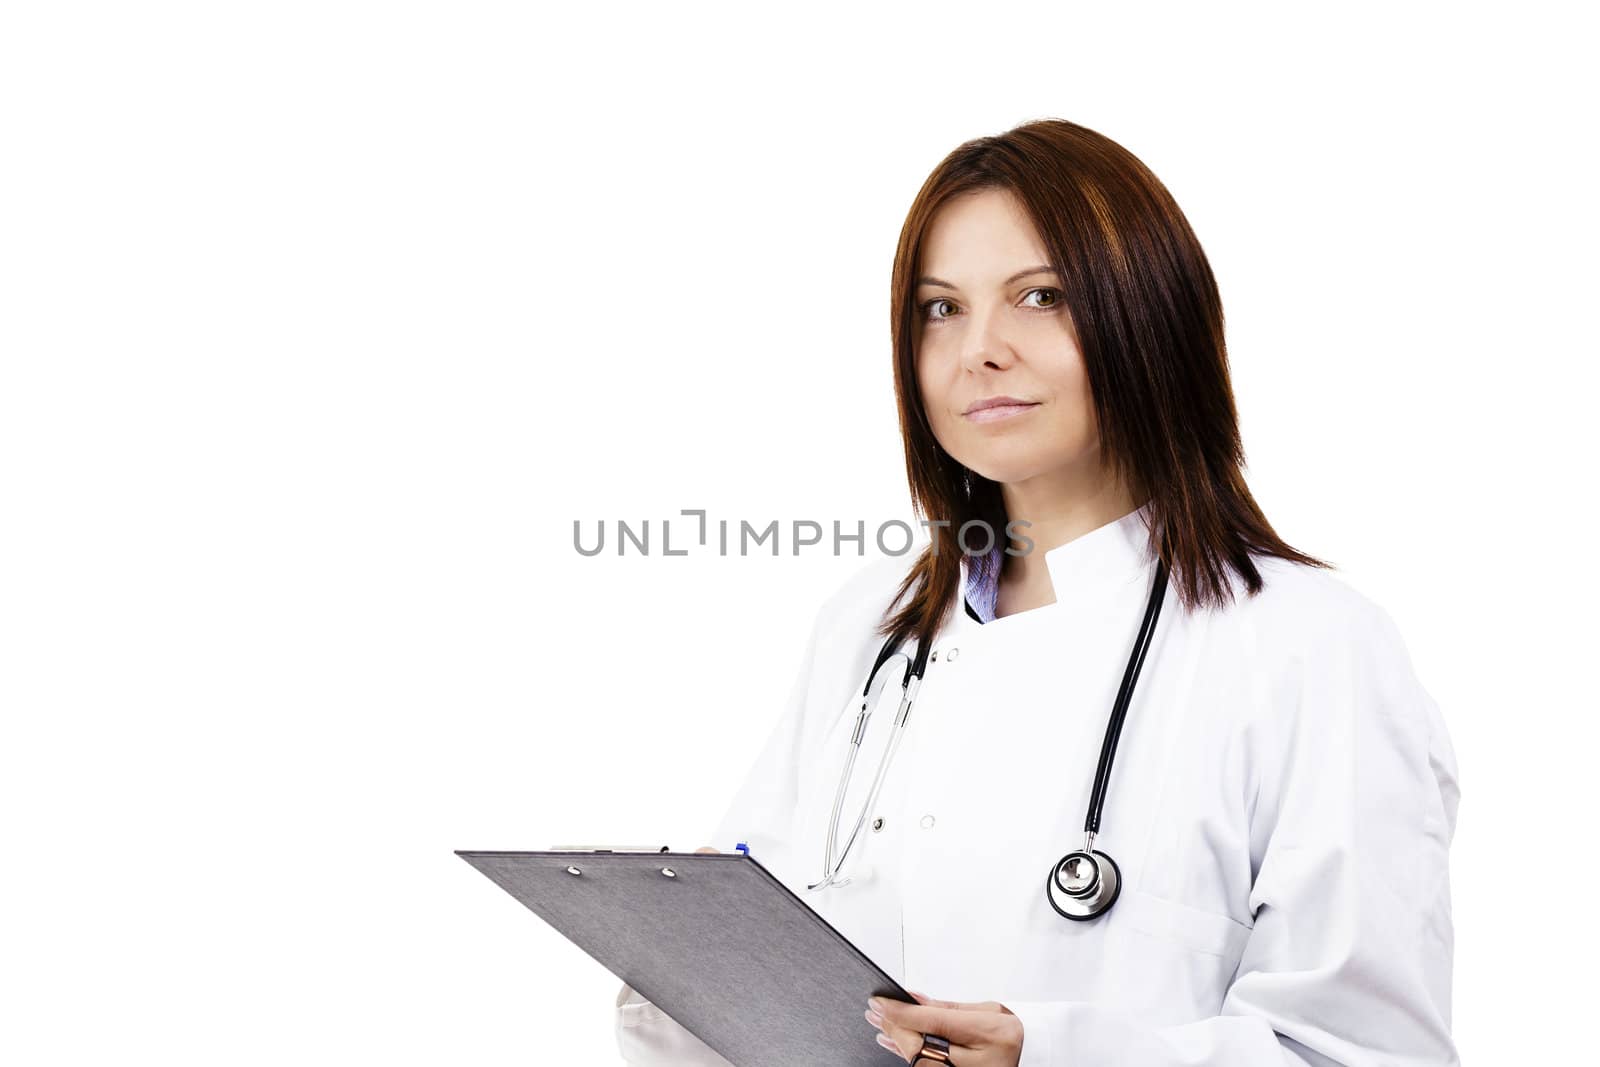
[{"xmin": 963, "ymin": 544, "xmax": 1003, "ymax": 624}]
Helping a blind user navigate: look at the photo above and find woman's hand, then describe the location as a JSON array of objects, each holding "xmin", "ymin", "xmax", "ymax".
[{"xmin": 865, "ymin": 991, "xmax": 1023, "ymax": 1066}]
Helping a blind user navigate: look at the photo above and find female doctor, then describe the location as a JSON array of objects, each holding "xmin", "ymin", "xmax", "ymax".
[{"xmin": 614, "ymin": 119, "xmax": 1460, "ymax": 1067}]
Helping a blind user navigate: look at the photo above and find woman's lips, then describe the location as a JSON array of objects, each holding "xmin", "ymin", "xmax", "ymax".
[{"xmin": 963, "ymin": 402, "xmax": 1040, "ymax": 423}]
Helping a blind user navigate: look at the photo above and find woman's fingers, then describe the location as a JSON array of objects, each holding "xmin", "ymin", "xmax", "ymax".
[
  {"xmin": 909, "ymin": 990, "xmax": 957, "ymax": 1008},
  {"xmin": 910, "ymin": 991, "xmax": 1013, "ymax": 1014},
  {"xmin": 870, "ymin": 996, "xmax": 1023, "ymax": 1052},
  {"xmin": 869, "ymin": 1013, "xmax": 930, "ymax": 1063}
]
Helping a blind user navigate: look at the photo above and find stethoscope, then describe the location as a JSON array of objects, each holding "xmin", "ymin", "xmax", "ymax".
[{"xmin": 805, "ymin": 544, "xmax": 1170, "ymax": 922}]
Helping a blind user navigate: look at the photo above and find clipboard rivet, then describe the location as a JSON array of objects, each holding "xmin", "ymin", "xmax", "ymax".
[
  {"xmin": 660, "ymin": 867, "xmax": 677, "ymax": 878},
  {"xmin": 566, "ymin": 866, "xmax": 582, "ymax": 876},
  {"xmin": 872, "ymin": 817, "xmax": 884, "ymax": 832}
]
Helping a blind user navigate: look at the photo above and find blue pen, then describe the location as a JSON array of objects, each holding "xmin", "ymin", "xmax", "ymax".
[{"xmin": 734, "ymin": 842, "xmax": 750, "ymax": 856}]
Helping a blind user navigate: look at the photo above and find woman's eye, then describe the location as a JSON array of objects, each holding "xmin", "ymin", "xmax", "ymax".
[{"xmin": 920, "ymin": 289, "xmax": 1062, "ymax": 323}]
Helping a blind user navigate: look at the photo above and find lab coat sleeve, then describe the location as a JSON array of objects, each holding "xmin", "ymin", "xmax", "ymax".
[
  {"xmin": 614, "ymin": 602, "xmax": 828, "ymax": 1066},
  {"xmin": 1000, "ymin": 595, "xmax": 1461, "ymax": 1067}
]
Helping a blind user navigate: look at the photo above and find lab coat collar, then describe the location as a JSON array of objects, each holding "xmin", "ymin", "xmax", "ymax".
[{"xmin": 957, "ymin": 499, "xmax": 1157, "ymax": 619}]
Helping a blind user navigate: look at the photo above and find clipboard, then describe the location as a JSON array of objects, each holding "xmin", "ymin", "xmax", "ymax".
[{"xmin": 456, "ymin": 848, "xmax": 913, "ymax": 1066}]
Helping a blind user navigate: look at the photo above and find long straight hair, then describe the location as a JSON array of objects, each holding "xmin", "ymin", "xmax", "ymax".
[{"xmin": 878, "ymin": 118, "xmax": 1331, "ymax": 651}]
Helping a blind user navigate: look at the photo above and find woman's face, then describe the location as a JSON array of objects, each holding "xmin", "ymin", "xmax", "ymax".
[{"xmin": 913, "ymin": 187, "xmax": 1100, "ymax": 488}]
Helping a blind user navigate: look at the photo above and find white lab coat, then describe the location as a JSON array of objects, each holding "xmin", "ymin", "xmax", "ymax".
[{"xmin": 615, "ymin": 503, "xmax": 1461, "ymax": 1066}]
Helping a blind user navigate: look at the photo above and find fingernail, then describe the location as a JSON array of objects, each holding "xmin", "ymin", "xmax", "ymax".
[
  {"xmin": 876, "ymin": 1032, "xmax": 899, "ymax": 1053},
  {"xmin": 865, "ymin": 1008, "xmax": 883, "ymax": 1026},
  {"xmin": 867, "ymin": 997, "xmax": 884, "ymax": 1013}
]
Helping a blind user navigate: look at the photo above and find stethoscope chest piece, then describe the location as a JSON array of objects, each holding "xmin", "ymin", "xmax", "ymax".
[{"xmin": 1045, "ymin": 847, "xmax": 1122, "ymax": 921}]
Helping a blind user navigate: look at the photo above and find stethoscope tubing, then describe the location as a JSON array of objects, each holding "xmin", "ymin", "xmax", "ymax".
[
  {"xmin": 1084, "ymin": 554, "xmax": 1169, "ymax": 835},
  {"xmin": 813, "ymin": 532, "xmax": 1171, "ymax": 908}
]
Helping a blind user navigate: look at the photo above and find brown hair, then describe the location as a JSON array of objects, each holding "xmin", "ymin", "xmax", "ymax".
[{"xmin": 878, "ymin": 118, "xmax": 1332, "ymax": 651}]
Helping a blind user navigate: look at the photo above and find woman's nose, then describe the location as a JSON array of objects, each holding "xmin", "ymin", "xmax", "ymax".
[{"xmin": 958, "ymin": 310, "xmax": 1018, "ymax": 373}]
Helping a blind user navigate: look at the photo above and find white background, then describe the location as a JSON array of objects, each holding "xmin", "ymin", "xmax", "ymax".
[{"xmin": 3, "ymin": 2, "xmax": 1593, "ymax": 1063}]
